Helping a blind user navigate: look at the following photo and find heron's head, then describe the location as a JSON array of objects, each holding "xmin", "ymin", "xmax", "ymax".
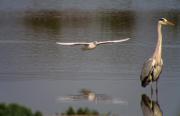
[{"xmin": 158, "ymin": 18, "xmax": 174, "ymax": 26}]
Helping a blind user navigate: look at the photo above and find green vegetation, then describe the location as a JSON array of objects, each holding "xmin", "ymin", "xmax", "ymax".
[
  {"xmin": 0, "ymin": 103, "xmax": 43, "ymax": 116},
  {"xmin": 66, "ymin": 107, "xmax": 76, "ymax": 115},
  {"xmin": 62, "ymin": 107, "xmax": 99, "ymax": 115}
]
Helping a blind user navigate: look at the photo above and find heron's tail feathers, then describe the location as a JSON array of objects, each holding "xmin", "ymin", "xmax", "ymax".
[
  {"xmin": 141, "ymin": 76, "xmax": 151, "ymax": 87},
  {"xmin": 141, "ymin": 81, "xmax": 148, "ymax": 87}
]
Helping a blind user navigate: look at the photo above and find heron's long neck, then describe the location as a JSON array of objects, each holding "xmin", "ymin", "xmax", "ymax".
[{"xmin": 153, "ymin": 23, "xmax": 162, "ymax": 60}]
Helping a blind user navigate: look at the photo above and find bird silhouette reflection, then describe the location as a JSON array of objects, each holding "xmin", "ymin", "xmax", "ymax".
[
  {"xmin": 141, "ymin": 92, "xmax": 163, "ymax": 116},
  {"xmin": 57, "ymin": 88, "xmax": 127, "ymax": 104}
]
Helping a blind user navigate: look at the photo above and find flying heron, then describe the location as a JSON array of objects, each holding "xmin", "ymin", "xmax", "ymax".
[
  {"xmin": 140, "ymin": 18, "xmax": 174, "ymax": 89},
  {"xmin": 56, "ymin": 38, "xmax": 130, "ymax": 50}
]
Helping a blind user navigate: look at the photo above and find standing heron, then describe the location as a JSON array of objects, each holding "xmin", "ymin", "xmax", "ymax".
[{"xmin": 140, "ymin": 18, "xmax": 174, "ymax": 89}]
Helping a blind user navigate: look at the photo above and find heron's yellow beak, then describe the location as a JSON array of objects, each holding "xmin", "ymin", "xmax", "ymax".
[{"xmin": 166, "ymin": 20, "xmax": 175, "ymax": 26}]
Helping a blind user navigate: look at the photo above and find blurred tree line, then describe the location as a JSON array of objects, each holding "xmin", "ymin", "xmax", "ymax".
[{"xmin": 0, "ymin": 103, "xmax": 43, "ymax": 116}]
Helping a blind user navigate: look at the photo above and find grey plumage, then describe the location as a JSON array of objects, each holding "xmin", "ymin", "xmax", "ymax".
[{"xmin": 140, "ymin": 58, "xmax": 163, "ymax": 87}]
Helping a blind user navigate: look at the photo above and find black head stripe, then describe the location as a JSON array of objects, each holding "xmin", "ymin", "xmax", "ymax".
[{"xmin": 159, "ymin": 18, "xmax": 164, "ymax": 21}]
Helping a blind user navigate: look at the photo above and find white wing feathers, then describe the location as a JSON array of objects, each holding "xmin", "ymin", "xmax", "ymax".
[
  {"xmin": 56, "ymin": 38, "xmax": 130, "ymax": 46},
  {"xmin": 56, "ymin": 42, "xmax": 89, "ymax": 46},
  {"xmin": 97, "ymin": 38, "xmax": 130, "ymax": 45}
]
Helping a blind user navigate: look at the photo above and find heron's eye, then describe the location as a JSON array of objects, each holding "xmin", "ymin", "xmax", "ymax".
[{"xmin": 159, "ymin": 18, "xmax": 164, "ymax": 21}]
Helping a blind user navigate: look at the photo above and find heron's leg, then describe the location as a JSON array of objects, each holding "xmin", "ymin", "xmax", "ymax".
[
  {"xmin": 156, "ymin": 81, "xmax": 158, "ymax": 94},
  {"xmin": 150, "ymin": 78, "xmax": 153, "ymax": 99},
  {"xmin": 150, "ymin": 79, "xmax": 154, "ymax": 109},
  {"xmin": 151, "ymin": 87, "xmax": 153, "ymax": 98},
  {"xmin": 156, "ymin": 81, "xmax": 159, "ymax": 102}
]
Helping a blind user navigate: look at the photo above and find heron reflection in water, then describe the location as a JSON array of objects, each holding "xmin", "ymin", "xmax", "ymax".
[
  {"xmin": 141, "ymin": 93, "xmax": 163, "ymax": 116},
  {"xmin": 140, "ymin": 18, "xmax": 174, "ymax": 92},
  {"xmin": 57, "ymin": 88, "xmax": 127, "ymax": 104},
  {"xmin": 56, "ymin": 38, "xmax": 130, "ymax": 50}
]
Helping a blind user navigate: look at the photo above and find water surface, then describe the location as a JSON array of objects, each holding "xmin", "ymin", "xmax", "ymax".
[{"xmin": 0, "ymin": 1, "xmax": 180, "ymax": 116}]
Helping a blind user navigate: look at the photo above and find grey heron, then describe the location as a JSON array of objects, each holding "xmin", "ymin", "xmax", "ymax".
[
  {"xmin": 140, "ymin": 18, "xmax": 174, "ymax": 89},
  {"xmin": 56, "ymin": 38, "xmax": 130, "ymax": 50}
]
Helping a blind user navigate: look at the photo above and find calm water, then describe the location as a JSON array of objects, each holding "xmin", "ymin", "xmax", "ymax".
[{"xmin": 0, "ymin": 1, "xmax": 180, "ymax": 116}]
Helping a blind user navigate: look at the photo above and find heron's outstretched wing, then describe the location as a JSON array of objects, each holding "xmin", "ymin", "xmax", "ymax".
[
  {"xmin": 140, "ymin": 58, "xmax": 156, "ymax": 82},
  {"xmin": 97, "ymin": 38, "xmax": 130, "ymax": 45},
  {"xmin": 56, "ymin": 42, "xmax": 89, "ymax": 46}
]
